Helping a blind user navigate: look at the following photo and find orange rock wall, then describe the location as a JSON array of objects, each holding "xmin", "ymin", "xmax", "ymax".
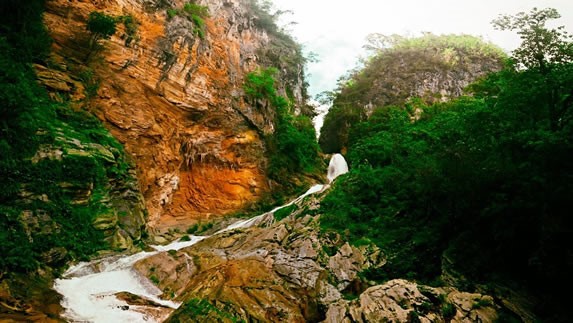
[{"xmin": 42, "ymin": 0, "xmax": 299, "ymax": 228}]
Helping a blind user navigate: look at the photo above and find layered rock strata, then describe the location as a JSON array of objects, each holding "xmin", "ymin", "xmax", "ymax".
[{"xmin": 41, "ymin": 0, "xmax": 306, "ymax": 229}]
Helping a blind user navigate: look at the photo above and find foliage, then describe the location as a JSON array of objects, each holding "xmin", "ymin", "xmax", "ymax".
[
  {"xmin": 247, "ymin": 0, "xmax": 281, "ymax": 35},
  {"xmin": 273, "ymin": 204, "xmax": 297, "ymax": 221},
  {"xmin": 441, "ymin": 302, "xmax": 456, "ymax": 319},
  {"xmin": 247, "ymin": 0, "xmax": 313, "ymax": 114},
  {"xmin": 118, "ymin": 14, "xmax": 139, "ymax": 46},
  {"xmin": 319, "ymin": 33, "xmax": 505, "ymax": 152},
  {"xmin": 78, "ymin": 68, "xmax": 100, "ymax": 101},
  {"xmin": 186, "ymin": 221, "xmax": 214, "ymax": 235},
  {"xmin": 318, "ymin": 104, "xmax": 364, "ymax": 153},
  {"xmin": 244, "ymin": 67, "xmax": 279, "ymax": 100},
  {"xmin": 243, "ymin": 68, "xmax": 321, "ymax": 189},
  {"xmin": 492, "ymin": 7, "xmax": 573, "ymax": 70},
  {"xmin": 166, "ymin": 2, "xmax": 209, "ymax": 39},
  {"xmin": 168, "ymin": 298, "xmax": 243, "ymax": 323},
  {"xmin": 183, "ymin": 2, "xmax": 209, "ymax": 18},
  {"xmin": 86, "ymin": 11, "xmax": 117, "ymax": 42},
  {"xmin": 0, "ymin": 2, "xmax": 138, "ymax": 274},
  {"xmin": 0, "ymin": 0, "xmax": 51, "ymax": 63},
  {"xmin": 320, "ymin": 8, "xmax": 573, "ymax": 321}
]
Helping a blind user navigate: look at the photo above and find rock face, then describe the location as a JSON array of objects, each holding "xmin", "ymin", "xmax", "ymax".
[
  {"xmin": 325, "ymin": 280, "xmax": 498, "ymax": 323},
  {"xmin": 133, "ymin": 194, "xmax": 502, "ymax": 322},
  {"xmin": 319, "ymin": 34, "xmax": 505, "ymax": 153},
  {"xmin": 41, "ymin": 0, "xmax": 308, "ymax": 229},
  {"xmin": 26, "ymin": 134, "xmax": 147, "ymax": 252}
]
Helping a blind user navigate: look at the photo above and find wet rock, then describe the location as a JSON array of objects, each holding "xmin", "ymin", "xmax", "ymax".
[{"xmin": 116, "ymin": 292, "xmax": 171, "ymax": 308}]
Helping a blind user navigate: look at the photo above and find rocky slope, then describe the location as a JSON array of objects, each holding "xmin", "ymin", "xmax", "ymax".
[
  {"xmin": 40, "ymin": 0, "xmax": 309, "ymax": 230},
  {"xmin": 133, "ymin": 189, "xmax": 503, "ymax": 322},
  {"xmin": 319, "ymin": 33, "xmax": 506, "ymax": 153},
  {"xmin": 1, "ymin": 0, "xmax": 312, "ymax": 320}
]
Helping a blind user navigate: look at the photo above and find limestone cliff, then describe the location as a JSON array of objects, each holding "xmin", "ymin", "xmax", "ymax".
[
  {"xmin": 319, "ymin": 33, "xmax": 506, "ymax": 153},
  {"xmin": 41, "ymin": 0, "xmax": 309, "ymax": 230}
]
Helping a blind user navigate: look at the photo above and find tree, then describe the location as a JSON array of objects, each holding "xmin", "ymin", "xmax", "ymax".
[
  {"xmin": 86, "ymin": 11, "xmax": 117, "ymax": 48},
  {"xmin": 492, "ymin": 8, "xmax": 573, "ymax": 130},
  {"xmin": 492, "ymin": 7, "xmax": 573, "ymax": 71}
]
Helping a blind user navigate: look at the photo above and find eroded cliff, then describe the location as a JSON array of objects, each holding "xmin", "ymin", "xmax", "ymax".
[{"xmin": 40, "ymin": 0, "xmax": 310, "ymax": 230}]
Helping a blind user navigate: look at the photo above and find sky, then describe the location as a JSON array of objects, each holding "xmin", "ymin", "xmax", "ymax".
[{"xmin": 272, "ymin": 0, "xmax": 573, "ymax": 98}]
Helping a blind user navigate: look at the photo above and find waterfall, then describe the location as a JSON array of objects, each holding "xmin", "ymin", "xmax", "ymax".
[
  {"xmin": 53, "ymin": 154, "xmax": 348, "ymax": 322},
  {"xmin": 327, "ymin": 153, "xmax": 349, "ymax": 183}
]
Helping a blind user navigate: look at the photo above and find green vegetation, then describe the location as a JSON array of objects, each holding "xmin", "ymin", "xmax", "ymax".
[
  {"xmin": 243, "ymin": 68, "xmax": 321, "ymax": 190},
  {"xmin": 166, "ymin": 2, "xmax": 209, "ymax": 39},
  {"xmin": 167, "ymin": 298, "xmax": 242, "ymax": 323},
  {"xmin": 118, "ymin": 14, "xmax": 139, "ymax": 46},
  {"xmin": 319, "ymin": 8, "xmax": 573, "ymax": 321},
  {"xmin": 78, "ymin": 68, "xmax": 100, "ymax": 102},
  {"xmin": 186, "ymin": 222, "xmax": 214, "ymax": 235},
  {"xmin": 441, "ymin": 302, "xmax": 456, "ymax": 319},
  {"xmin": 150, "ymin": 275, "xmax": 160, "ymax": 285},
  {"xmin": 492, "ymin": 7, "xmax": 573, "ymax": 70},
  {"xmin": 273, "ymin": 204, "xmax": 297, "ymax": 221},
  {"xmin": 86, "ymin": 11, "xmax": 117, "ymax": 48},
  {"xmin": 472, "ymin": 298, "xmax": 493, "ymax": 309},
  {"xmin": 0, "ymin": 0, "xmax": 139, "ymax": 274},
  {"xmin": 247, "ymin": 0, "xmax": 314, "ymax": 116},
  {"xmin": 319, "ymin": 33, "xmax": 506, "ymax": 153}
]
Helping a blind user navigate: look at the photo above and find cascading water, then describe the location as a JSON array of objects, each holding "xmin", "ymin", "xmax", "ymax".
[
  {"xmin": 327, "ymin": 153, "xmax": 349, "ymax": 183},
  {"xmin": 53, "ymin": 154, "xmax": 348, "ymax": 322}
]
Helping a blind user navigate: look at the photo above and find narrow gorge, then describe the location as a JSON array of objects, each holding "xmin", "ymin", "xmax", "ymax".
[{"xmin": 1, "ymin": 0, "xmax": 571, "ymax": 322}]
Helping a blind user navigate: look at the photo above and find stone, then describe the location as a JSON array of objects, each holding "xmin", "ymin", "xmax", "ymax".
[
  {"xmin": 87, "ymin": 143, "xmax": 116, "ymax": 163},
  {"xmin": 109, "ymin": 229, "xmax": 134, "ymax": 251},
  {"xmin": 327, "ymin": 243, "xmax": 366, "ymax": 290},
  {"xmin": 31, "ymin": 145, "xmax": 63, "ymax": 163},
  {"xmin": 260, "ymin": 224, "xmax": 289, "ymax": 243},
  {"xmin": 92, "ymin": 211, "xmax": 118, "ymax": 230},
  {"xmin": 323, "ymin": 300, "xmax": 351, "ymax": 323},
  {"xmin": 42, "ymin": 0, "xmax": 308, "ymax": 229}
]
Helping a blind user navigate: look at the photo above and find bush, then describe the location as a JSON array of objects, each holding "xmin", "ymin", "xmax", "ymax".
[
  {"xmin": 87, "ymin": 11, "xmax": 117, "ymax": 41},
  {"xmin": 441, "ymin": 303, "xmax": 456, "ymax": 319},
  {"xmin": 273, "ymin": 204, "xmax": 296, "ymax": 221},
  {"xmin": 243, "ymin": 68, "xmax": 321, "ymax": 189},
  {"xmin": 0, "ymin": 3, "xmax": 138, "ymax": 273},
  {"xmin": 166, "ymin": 2, "xmax": 209, "ymax": 39}
]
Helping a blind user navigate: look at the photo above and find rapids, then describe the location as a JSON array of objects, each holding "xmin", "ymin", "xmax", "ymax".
[{"xmin": 53, "ymin": 154, "xmax": 348, "ymax": 322}]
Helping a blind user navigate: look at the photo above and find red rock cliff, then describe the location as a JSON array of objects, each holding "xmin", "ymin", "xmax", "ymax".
[{"xmin": 41, "ymin": 0, "xmax": 307, "ymax": 229}]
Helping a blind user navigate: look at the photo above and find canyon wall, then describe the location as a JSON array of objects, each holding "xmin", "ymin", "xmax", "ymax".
[{"xmin": 41, "ymin": 0, "xmax": 307, "ymax": 230}]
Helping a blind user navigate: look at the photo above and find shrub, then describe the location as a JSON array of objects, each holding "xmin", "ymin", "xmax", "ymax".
[
  {"xmin": 86, "ymin": 11, "xmax": 117, "ymax": 42},
  {"xmin": 441, "ymin": 303, "xmax": 456, "ymax": 319},
  {"xmin": 273, "ymin": 204, "xmax": 296, "ymax": 221},
  {"xmin": 186, "ymin": 224, "xmax": 199, "ymax": 234},
  {"xmin": 166, "ymin": 2, "xmax": 209, "ymax": 39},
  {"xmin": 118, "ymin": 14, "xmax": 139, "ymax": 46},
  {"xmin": 243, "ymin": 68, "xmax": 320, "ymax": 188}
]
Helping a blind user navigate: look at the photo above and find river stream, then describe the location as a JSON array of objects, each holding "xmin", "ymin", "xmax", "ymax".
[{"xmin": 53, "ymin": 154, "xmax": 348, "ymax": 322}]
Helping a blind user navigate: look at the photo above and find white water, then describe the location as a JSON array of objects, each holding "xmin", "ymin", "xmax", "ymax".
[
  {"xmin": 327, "ymin": 153, "xmax": 349, "ymax": 183},
  {"xmin": 54, "ymin": 154, "xmax": 348, "ymax": 323}
]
